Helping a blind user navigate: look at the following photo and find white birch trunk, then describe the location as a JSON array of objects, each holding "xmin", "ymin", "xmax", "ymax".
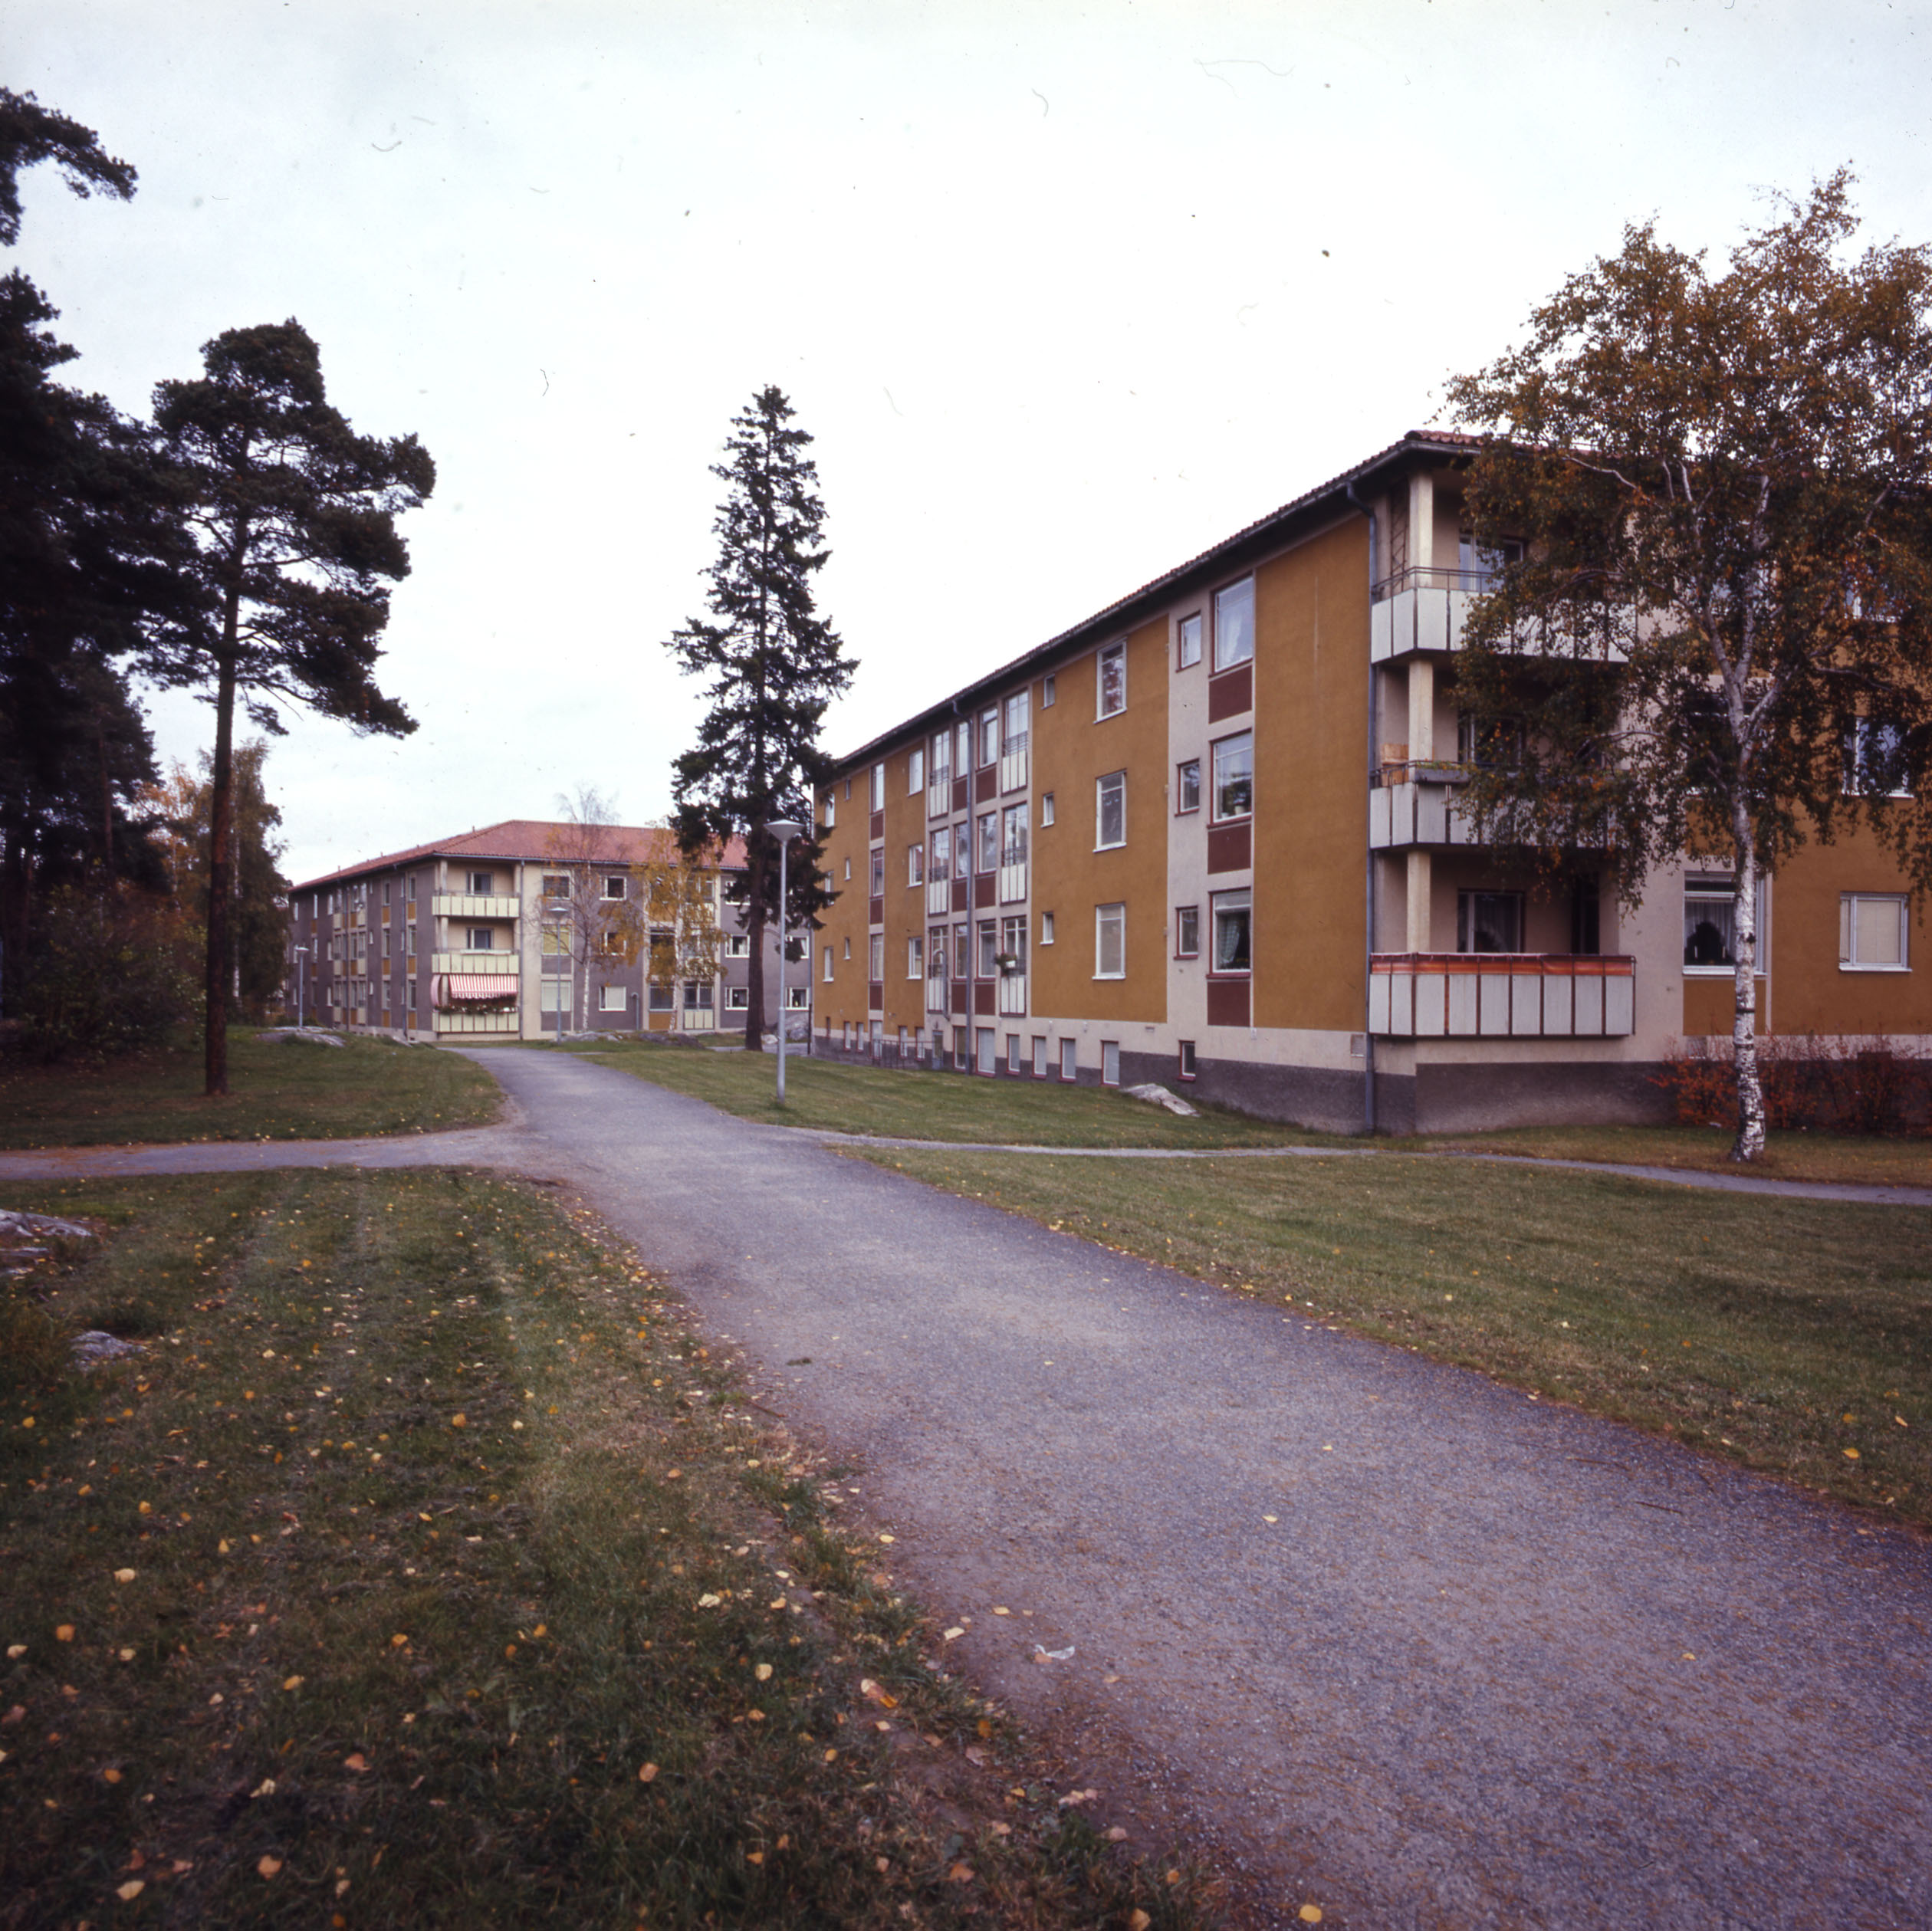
[{"xmin": 1730, "ymin": 817, "xmax": 1766, "ymax": 1162}]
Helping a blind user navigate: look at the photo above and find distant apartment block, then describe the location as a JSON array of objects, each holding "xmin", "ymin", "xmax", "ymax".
[
  {"xmin": 810, "ymin": 432, "xmax": 1930, "ymax": 1131},
  {"xmin": 284, "ymin": 820, "xmax": 804, "ymax": 1041}
]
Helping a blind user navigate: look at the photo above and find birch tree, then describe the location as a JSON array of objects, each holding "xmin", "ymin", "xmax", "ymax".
[{"xmin": 1446, "ymin": 172, "xmax": 1932, "ymax": 1161}]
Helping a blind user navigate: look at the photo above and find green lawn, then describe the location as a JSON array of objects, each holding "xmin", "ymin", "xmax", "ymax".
[
  {"xmin": 0, "ymin": 1170, "xmax": 1209, "ymax": 1930},
  {"xmin": 867, "ymin": 1145, "xmax": 1932, "ymax": 1532},
  {"xmin": 1429, "ymin": 1121, "xmax": 1932, "ymax": 1190},
  {"xmin": 561, "ymin": 1038, "xmax": 1316, "ymax": 1148},
  {"xmin": 0, "ymin": 1030, "xmax": 500, "ymax": 1151}
]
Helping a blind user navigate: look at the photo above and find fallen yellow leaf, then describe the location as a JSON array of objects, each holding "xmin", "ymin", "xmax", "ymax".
[
  {"xmin": 948, "ymin": 1862, "xmax": 974, "ymax": 1883},
  {"xmin": 638, "ymin": 1762, "xmax": 659, "ymax": 1783},
  {"xmin": 1299, "ymin": 1909, "xmax": 1324, "ymax": 1925},
  {"xmin": 747, "ymin": 1850, "xmax": 764, "ymax": 1865},
  {"xmin": 103, "ymin": 1767, "xmax": 122, "ymax": 1784},
  {"xmin": 343, "ymin": 1753, "xmax": 369, "ymax": 1773},
  {"xmin": 257, "ymin": 1855, "xmax": 283, "ymax": 1879},
  {"xmin": 1128, "ymin": 1913, "xmax": 1151, "ymax": 1931},
  {"xmin": 113, "ymin": 1569, "xmax": 136, "ymax": 1585},
  {"xmin": 1844, "ymin": 1447, "xmax": 1861, "ymax": 1460},
  {"xmin": 117, "ymin": 1880, "xmax": 145, "ymax": 1902},
  {"xmin": 754, "ymin": 1663, "xmax": 772, "ymax": 1682},
  {"xmin": 55, "ymin": 1625, "xmax": 74, "ymax": 1644},
  {"xmin": 451, "ymin": 1414, "xmax": 467, "ymax": 1429},
  {"xmin": 282, "ymin": 1676, "xmax": 304, "ymax": 1692}
]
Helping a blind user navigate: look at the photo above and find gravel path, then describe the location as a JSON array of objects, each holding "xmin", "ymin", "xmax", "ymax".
[{"xmin": 5, "ymin": 1057, "xmax": 1930, "ymax": 1928}]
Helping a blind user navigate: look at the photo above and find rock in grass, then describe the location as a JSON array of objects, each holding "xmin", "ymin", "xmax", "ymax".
[
  {"xmin": 257, "ymin": 1029, "xmax": 345, "ymax": 1047},
  {"xmin": 73, "ymin": 1331, "xmax": 142, "ymax": 1368},
  {"xmin": 1121, "ymin": 1082, "xmax": 1198, "ymax": 1117}
]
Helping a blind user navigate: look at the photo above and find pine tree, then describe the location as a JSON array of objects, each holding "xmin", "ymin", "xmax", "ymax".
[
  {"xmin": 146, "ymin": 321, "xmax": 433, "ymax": 1094},
  {"xmin": 665, "ymin": 386, "xmax": 852, "ymax": 1049}
]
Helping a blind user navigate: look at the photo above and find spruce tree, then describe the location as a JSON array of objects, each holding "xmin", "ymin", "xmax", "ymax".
[
  {"xmin": 665, "ymin": 386, "xmax": 852, "ymax": 1049},
  {"xmin": 146, "ymin": 322, "xmax": 433, "ymax": 1094}
]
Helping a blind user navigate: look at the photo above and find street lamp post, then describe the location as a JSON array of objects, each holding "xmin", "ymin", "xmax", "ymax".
[{"xmin": 765, "ymin": 819, "xmax": 804, "ymax": 1102}]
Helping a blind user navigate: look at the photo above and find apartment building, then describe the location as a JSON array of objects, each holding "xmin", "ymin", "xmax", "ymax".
[
  {"xmin": 284, "ymin": 820, "xmax": 800, "ymax": 1043},
  {"xmin": 810, "ymin": 432, "xmax": 1930, "ymax": 1132}
]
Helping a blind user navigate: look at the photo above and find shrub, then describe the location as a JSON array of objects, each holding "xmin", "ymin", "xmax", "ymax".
[
  {"xmin": 13, "ymin": 883, "xmax": 199, "ymax": 1063},
  {"xmin": 1655, "ymin": 1033, "xmax": 1931, "ymax": 1135}
]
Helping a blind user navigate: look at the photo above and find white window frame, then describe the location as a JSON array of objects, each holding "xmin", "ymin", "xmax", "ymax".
[
  {"xmin": 726, "ymin": 984, "xmax": 750, "ymax": 1010},
  {"xmin": 1032, "ymin": 1035, "xmax": 1048, "ymax": 1078},
  {"xmin": 1176, "ymin": 758, "xmax": 1201, "ymax": 815},
  {"xmin": 908, "ymin": 935, "xmax": 924, "ymax": 980},
  {"xmin": 1040, "ymin": 792, "xmax": 1056, "ymax": 827},
  {"xmin": 1211, "ymin": 731, "xmax": 1254, "ymax": 823},
  {"xmin": 1211, "ymin": 889, "xmax": 1252, "ymax": 977},
  {"xmin": 823, "ymin": 791, "xmax": 836, "ymax": 828},
  {"xmin": 1095, "ymin": 901, "xmax": 1126, "ymax": 979},
  {"xmin": 1213, "ymin": 576, "xmax": 1254, "ymax": 672},
  {"xmin": 870, "ymin": 763, "xmax": 886, "ymax": 811},
  {"xmin": 1096, "ymin": 770, "xmax": 1126, "ymax": 850},
  {"xmin": 602, "ymin": 875, "xmax": 628, "ymax": 900},
  {"xmin": 1097, "ymin": 642, "xmax": 1126, "ymax": 718},
  {"xmin": 909, "ymin": 746, "xmax": 925, "ymax": 793},
  {"xmin": 868, "ymin": 934, "xmax": 884, "ymax": 981},
  {"xmin": 1177, "ymin": 612, "xmax": 1203, "ymax": 669},
  {"xmin": 909, "ymin": 843, "xmax": 924, "ymax": 886},
  {"xmin": 1840, "ymin": 893, "xmax": 1911, "ymax": 970},
  {"xmin": 600, "ymin": 983, "xmax": 628, "ymax": 1012},
  {"xmin": 1102, "ymin": 1040, "xmax": 1121, "ymax": 1086},
  {"xmin": 787, "ymin": 985, "xmax": 810, "ymax": 1010},
  {"xmin": 1175, "ymin": 905, "xmax": 1200, "ymax": 958},
  {"xmin": 1040, "ymin": 911, "xmax": 1055, "ymax": 946},
  {"xmin": 466, "ymin": 927, "xmax": 495, "ymax": 951},
  {"xmin": 823, "ymin": 945, "xmax": 834, "ymax": 982},
  {"xmin": 1846, "ymin": 721, "xmax": 1912, "ymax": 798},
  {"xmin": 1059, "ymin": 1036, "xmax": 1077, "ymax": 1081},
  {"xmin": 1043, "ymin": 674, "xmax": 1056, "ymax": 708}
]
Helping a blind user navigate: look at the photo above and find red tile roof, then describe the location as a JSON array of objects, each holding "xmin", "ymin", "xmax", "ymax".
[{"xmin": 292, "ymin": 820, "xmax": 748, "ymax": 893}]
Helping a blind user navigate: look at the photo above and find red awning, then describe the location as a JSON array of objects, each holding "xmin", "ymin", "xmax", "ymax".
[{"xmin": 439, "ymin": 974, "xmax": 519, "ymax": 1004}]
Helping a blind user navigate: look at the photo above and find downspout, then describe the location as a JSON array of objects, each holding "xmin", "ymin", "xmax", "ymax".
[{"xmin": 1346, "ymin": 477, "xmax": 1378, "ymax": 1135}]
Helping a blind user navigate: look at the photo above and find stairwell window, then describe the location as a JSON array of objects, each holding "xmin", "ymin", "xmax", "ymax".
[
  {"xmin": 1177, "ymin": 612, "xmax": 1202, "ymax": 669},
  {"xmin": 1212, "ymin": 732, "xmax": 1254, "ymax": 821},
  {"xmin": 1096, "ymin": 771, "xmax": 1126, "ymax": 849},
  {"xmin": 1040, "ymin": 911, "xmax": 1055, "ymax": 946},
  {"xmin": 909, "ymin": 747, "xmax": 925, "ymax": 793},
  {"xmin": 1098, "ymin": 642, "xmax": 1126, "ymax": 718},
  {"xmin": 1040, "ymin": 792, "xmax": 1056, "ymax": 826},
  {"xmin": 1213, "ymin": 578, "xmax": 1254, "ymax": 672},
  {"xmin": 1096, "ymin": 901, "xmax": 1126, "ymax": 979},
  {"xmin": 1177, "ymin": 759, "xmax": 1201, "ymax": 815},
  {"xmin": 869, "ymin": 850, "xmax": 885, "ymax": 896},
  {"xmin": 908, "ymin": 843, "xmax": 923, "ymax": 886},
  {"xmin": 870, "ymin": 763, "xmax": 885, "ymax": 811},
  {"xmin": 1175, "ymin": 905, "xmax": 1200, "ymax": 958},
  {"xmin": 908, "ymin": 936, "xmax": 924, "ymax": 979},
  {"xmin": 868, "ymin": 934, "xmax": 884, "ymax": 980},
  {"xmin": 823, "ymin": 945, "xmax": 834, "ymax": 981},
  {"xmin": 1841, "ymin": 894, "xmax": 1909, "ymax": 970},
  {"xmin": 1211, "ymin": 890, "xmax": 1251, "ymax": 974}
]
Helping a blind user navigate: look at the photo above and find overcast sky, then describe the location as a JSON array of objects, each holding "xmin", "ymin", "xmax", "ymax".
[{"xmin": 9, "ymin": 0, "xmax": 1931, "ymax": 885}]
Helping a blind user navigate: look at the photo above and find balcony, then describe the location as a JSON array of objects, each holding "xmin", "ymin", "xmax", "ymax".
[
  {"xmin": 1369, "ymin": 952, "xmax": 1635, "ymax": 1039},
  {"xmin": 926, "ymin": 877, "xmax": 951, "ymax": 917},
  {"xmin": 997, "ymin": 974, "xmax": 1027, "ymax": 1016},
  {"xmin": 432, "ymin": 893, "xmax": 520, "ymax": 920},
  {"xmin": 928, "ymin": 780, "xmax": 951, "ymax": 821},
  {"xmin": 997, "ymin": 860, "xmax": 1028, "ymax": 903},
  {"xmin": 431, "ymin": 949, "xmax": 518, "ymax": 974},
  {"xmin": 1369, "ymin": 763, "xmax": 1480, "ymax": 849},
  {"xmin": 927, "ymin": 973, "xmax": 948, "ymax": 1014},
  {"xmin": 1370, "ymin": 564, "xmax": 1628, "ymax": 665},
  {"xmin": 998, "ymin": 743, "xmax": 1029, "ymax": 793}
]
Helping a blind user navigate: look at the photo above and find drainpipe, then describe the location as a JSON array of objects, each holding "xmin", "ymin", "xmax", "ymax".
[{"xmin": 1346, "ymin": 476, "xmax": 1378, "ymax": 1135}]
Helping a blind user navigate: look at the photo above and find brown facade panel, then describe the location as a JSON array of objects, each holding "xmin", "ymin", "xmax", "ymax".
[
  {"xmin": 974, "ymin": 872, "xmax": 995, "ymax": 908},
  {"xmin": 974, "ymin": 983, "xmax": 996, "ymax": 1016},
  {"xmin": 1208, "ymin": 663, "xmax": 1253, "ymax": 722},
  {"xmin": 975, "ymin": 765, "xmax": 997, "ymax": 803},
  {"xmin": 1207, "ymin": 978, "xmax": 1250, "ymax": 1028},
  {"xmin": 952, "ymin": 877, "xmax": 969, "ymax": 913},
  {"xmin": 1683, "ymin": 976, "xmax": 1764, "ymax": 1036},
  {"xmin": 1207, "ymin": 822, "xmax": 1251, "ymax": 874},
  {"xmin": 869, "ymin": 810, "xmax": 884, "ymax": 840},
  {"xmin": 868, "ymin": 980, "xmax": 883, "ymax": 1010},
  {"xmin": 869, "ymin": 895, "xmax": 884, "ymax": 925},
  {"xmin": 952, "ymin": 776, "xmax": 968, "ymax": 813},
  {"xmin": 951, "ymin": 980, "xmax": 968, "ymax": 1013}
]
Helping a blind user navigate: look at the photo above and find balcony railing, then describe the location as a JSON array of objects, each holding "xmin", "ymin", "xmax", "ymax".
[
  {"xmin": 432, "ymin": 893, "xmax": 520, "ymax": 920},
  {"xmin": 927, "ymin": 973, "xmax": 948, "ymax": 1013},
  {"xmin": 926, "ymin": 877, "xmax": 951, "ymax": 916},
  {"xmin": 998, "ymin": 742, "xmax": 1029, "ymax": 793},
  {"xmin": 1370, "ymin": 952, "xmax": 1635, "ymax": 1038},
  {"xmin": 997, "ymin": 974, "xmax": 1027, "ymax": 1016},
  {"xmin": 928, "ymin": 780, "xmax": 951, "ymax": 819},
  {"xmin": 997, "ymin": 861, "xmax": 1028, "ymax": 903},
  {"xmin": 431, "ymin": 949, "xmax": 518, "ymax": 974},
  {"xmin": 1368, "ymin": 764, "xmax": 1479, "ymax": 849}
]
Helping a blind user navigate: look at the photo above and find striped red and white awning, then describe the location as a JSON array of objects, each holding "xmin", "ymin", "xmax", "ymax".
[{"xmin": 438, "ymin": 974, "xmax": 519, "ymax": 1004}]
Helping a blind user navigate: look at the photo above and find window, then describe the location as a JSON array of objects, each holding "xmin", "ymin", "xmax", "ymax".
[
  {"xmin": 931, "ymin": 730, "xmax": 951, "ymax": 783},
  {"xmin": 600, "ymin": 984, "xmax": 627, "ymax": 1012},
  {"xmin": 843, "ymin": 777, "xmax": 853, "ymax": 800},
  {"xmin": 1004, "ymin": 688, "xmax": 1030, "ymax": 752},
  {"xmin": 1178, "ymin": 1039, "xmax": 1198, "ymax": 1080},
  {"xmin": 1001, "ymin": 915, "xmax": 1027, "ymax": 974},
  {"xmin": 1175, "ymin": 905, "xmax": 1200, "ymax": 958},
  {"xmin": 1212, "ymin": 731, "xmax": 1254, "ymax": 821},
  {"xmin": 1001, "ymin": 803, "xmax": 1027, "ymax": 864},
  {"xmin": 684, "ymin": 980, "xmax": 713, "ymax": 1010},
  {"xmin": 823, "ymin": 791, "xmax": 836, "ymax": 828},
  {"xmin": 468, "ymin": 870, "xmax": 493, "ymax": 895},
  {"xmin": 953, "ymin": 921, "xmax": 968, "ymax": 977},
  {"xmin": 1007, "ymin": 1033, "xmax": 1021, "ymax": 1073},
  {"xmin": 1176, "ymin": 758, "xmax": 1201, "ymax": 814},
  {"xmin": 823, "ymin": 945, "xmax": 834, "ymax": 981},
  {"xmin": 1095, "ymin": 770, "xmax": 1126, "ymax": 849},
  {"xmin": 1460, "ymin": 890, "xmax": 1524, "ymax": 955},
  {"xmin": 542, "ymin": 873, "xmax": 569, "ymax": 899},
  {"xmin": 1847, "ymin": 720, "xmax": 1911, "ymax": 796},
  {"xmin": 466, "ymin": 927, "xmax": 495, "ymax": 951},
  {"xmin": 977, "ymin": 812, "xmax": 997, "ymax": 872},
  {"xmin": 1032, "ymin": 1035, "xmax": 1047, "ymax": 1077},
  {"xmin": 602, "ymin": 875, "xmax": 627, "ymax": 899},
  {"xmin": 1040, "ymin": 792, "xmax": 1056, "ymax": 826},
  {"xmin": 954, "ymin": 827, "xmax": 971, "ymax": 880},
  {"xmin": 1458, "ymin": 712, "xmax": 1524, "ymax": 768},
  {"xmin": 908, "ymin": 936, "xmax": 923, "ymax": 979},
  {"xmin": 868, "ymin": 934, "xmax": 884, "ymax": 981},
  {"xmin": 1211, "ymin": 890, "xmax": 1251, "ymax": 973},
  {"xmin": 977, "ymin": 920, "xmax": 998, "ymax": 978},
  {"xmin": 1096, "ymin": 902, "xmax": 1125, "ymax": 978},
  {"xmin": 1060, "ymin": 1037, "xmax": 1077, "ymax": 1080},
  {"xmin": 908, "ymin": 843, "xmax": 924, "ymax": 886},
  {"xmin": 1841, "ymin": 894, "xmax": 1909, "ymax": 970},
  {"xmin": 909, "ymin": 746, "xmax": 925, "ymax": 792},
  {"xmin": 383, "ymin": 879, "xmax": 391, "ymax": 905},
  {"xmin": 1098, "ymin": 642, "xmax": 1126, "ymax": 717},
  {"xmin": 980, "ymin": 708, "xmax": 999, "ymax": 767},
  {"xmin": 406, "ymin": 875, "xmax": 416, "ymax": 902},
  {"xmin": 843, "ymin": 936, "xmax": 852, "ymax": 959},
  {"xmin": 787, "ymin": 986, "xmax": 810, "ymax": 1009},
  {"xmin": 956, "ymin": 721, "xmax": 972, "ymax": 778},
  {"xmin": 1213, "ymin": 577, "xmax": 1254, "ymax": 671},
  {"xmin": 1043, "ymin": 674, "xmax": 1056, "ymax": 708},
  {"xmin": 869, "ymin": 851, "xmax": 885, "ymax": 897},
  {"xmin": 1040, "ymin": 911, "xmax": 1055, "ymax": 946},
  {"xmin": 1102, "ymin": 1040, "xmax": 1121, "ymax": 1086},
  {"xmin": 976, "ymin": 1027, "xmax": 996, "ymax": 1076},
  {"xmin": 725, "ymin": 985, "xmax": 749, "ymax": 1010},
  {"xmin": 869, "ymin": 763, "xmax": 885, "ymax": 810},
  {"xmin": 728, "ymin": 934, "xmax": 750, "ymax": 957},
  {"xmin": 382, "ymin": 929, "xmax": 390, "ymax": 960},
  {"xmin": 928, "ymin": 926, "xmax": 948, "ymax": 980},
  {"xmin": 1177, "ymin": 612, "xmax": 1202, "ymax": 669}
]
